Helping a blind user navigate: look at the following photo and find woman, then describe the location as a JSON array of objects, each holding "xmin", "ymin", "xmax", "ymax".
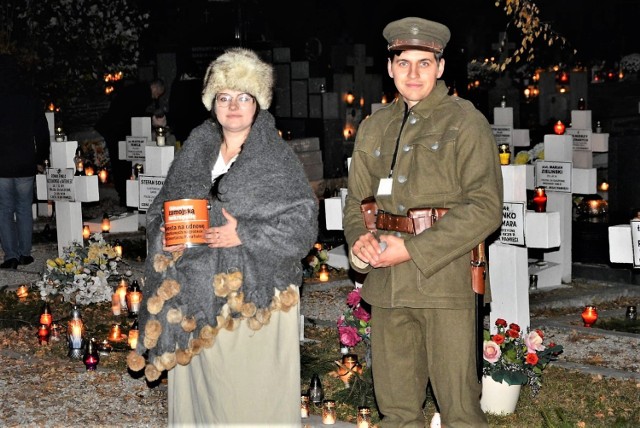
[{"xmin": 127, "ymin": 48, "xmax": 318, "ymax": 426}]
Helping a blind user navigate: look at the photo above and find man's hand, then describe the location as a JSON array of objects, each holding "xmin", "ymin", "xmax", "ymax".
[{"xmin": 352, "ymin": 233, "xmax": 411, "ymax": 268}]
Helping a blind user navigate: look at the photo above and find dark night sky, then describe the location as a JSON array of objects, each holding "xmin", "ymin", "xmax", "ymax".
[{"xmin": 148, "ymin": 0, "xmax": 640, "ymax": 85}]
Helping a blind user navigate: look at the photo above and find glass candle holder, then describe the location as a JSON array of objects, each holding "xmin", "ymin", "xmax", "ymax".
[
  {"xmin": 83, "ymin": 339, "xmax": 100, "ymax": 371},
  {"xmin": 111, "ymin": 292, "xmax": 122, "ymax": 316},
  {"xmin": 322, "ymin": 400, "xmax": 336, "ymax": 425},
  {"xmin": 626, "ymin": 305, "xmax": 637, "ymax": 321},
  {"xmin": 533, "ymin": 187, "xmax": 547, "ymax": 213},
  {"xmin": 498, "ymin": 144, "xmax": 511, "ymax": 166},
  {"xmin": 109, "ymin": 324, "xmax": 123, "ymax": 342},
  {"xmin": 113, "ymin": 240, "xmax": 123, "ymax": 258},
  {"xmin": 357, "ymin": 406, "xmax": 372, "ymax": 428},
  {"xmin": 116, "ymin": 279, "xmax": 129, "ymax": 312},
  {"xmin": 39, "ymin": 302, "xmax": 53, "ymax": 327},
  {"xmin": 98, "ymin": 168, "xmax": 108, "ymax": 184},
  {"xmin": 82, "ymin": 224, "xmax": 91, "ymax": 240},
  {"xmin": 318, "ymin": 264, "xmax": 330, "ymax": 282},
  {"xmin": 128, "ymin": 318, "xmax": 139, "ymax": 350},
  {"xmin": 126, "ymin": 280, "xmax": 142, "ymax": 317},
  {"xmin": 67, "ymin": 306, "xmax": 85, "ymax": 358},
  {"xmin": 308, "ymin": 373, "xmax": 324, "ymax": 406},
  {"xmin": 16, "ymin": 284, "xmax": 29, "ymax": 300},
  {"xmin": 37, "ymin": 324, "xmax": 50, "ymax": 345},
  {"xmin": 101, "ymin": 213, "xmax": 111, "ymax": 233},
  {"xmin": 554, "ymin": 120, "xmax": 566, "ymax": 135},
  {"xmin": 581, "ymin": 305, "xmax": 598, "ymax": 327},
  {"xmin": 300, "ymin": 394, "xmax": 310, "ymax": 419}
]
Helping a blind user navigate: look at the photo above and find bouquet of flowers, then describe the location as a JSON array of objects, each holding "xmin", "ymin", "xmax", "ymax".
[
  {"xmin": 35, "ymin": 233, "xmax": 131, "ymax": 305},
  {"xmin": 337, "ymin": 286, "xmax": 371, "ymax": 347},
  {"xmin": 620, "ymin": 53, "xmax": 640, "ymax": 73},
  {"xmin": 514, "ymin": 142, "xmax": 544, "ymax": 165},
  {"xmin": 302, "ymin": 245, "xmax": 328, "ymax": 279},
  {"xmin": 483, "ymin": 318, "xmax": 563, "ymax": 396}
]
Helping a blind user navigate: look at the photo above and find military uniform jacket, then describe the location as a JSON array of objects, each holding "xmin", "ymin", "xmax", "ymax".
[{"xmin": 343, "ymin": 81, "xmax": 503, "ymax": 309}]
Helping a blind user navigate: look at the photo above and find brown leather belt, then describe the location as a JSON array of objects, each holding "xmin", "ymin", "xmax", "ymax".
[{"xmin": 375, "ymin": 211, "xmax": 415, "ymax": 235}]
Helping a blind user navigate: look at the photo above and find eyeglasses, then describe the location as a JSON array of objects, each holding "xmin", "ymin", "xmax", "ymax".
[{"xmin": 215, "ymin": 93, "xmax": 255, "ymax": 109}]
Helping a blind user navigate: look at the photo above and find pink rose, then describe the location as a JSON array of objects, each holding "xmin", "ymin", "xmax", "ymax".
[
  {"xmin": 525, "ymin": 331, "xmax": 545, "ymax": 353},
  {"xmin": 338, "ymin": 326, "xmax": 362, "ymax": 347},
  {"xmin": 483, "ymin": 340, "xmax": 502, "ymax": 363},
  {"xmin": 346, "ymin": 289, "xmax": 361, "ymax": 307},
  {"xmin": 353, "ymin": 306, "xmax": 371, "ymax": 322}
]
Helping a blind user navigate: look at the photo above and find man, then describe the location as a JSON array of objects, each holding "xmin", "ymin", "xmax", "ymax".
[
  {"xmin": 0, "ymin": 54, "xmax": 50, "ymax": 269},
  {"xmin": 95, "ymin": 78, "xmax": 165, "ymax": 206},
  {"xmin": 342, "ymin": 17, "xmax": 503, "ymax": 427}
]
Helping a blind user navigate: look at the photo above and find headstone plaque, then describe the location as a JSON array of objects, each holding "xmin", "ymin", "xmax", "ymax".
[
  {"xmin": 45, "ymin": 168, "xmax": 76, "ymax": 201},
  {"xmin": 535, "ymin": 161, "xmax": 572, "ymax": 193},
  {"xmin": 499, "ymin": 202, "xmax": 526, "ymax": 246},
  {"xmin": 138, "ymin": 174, "xmax": 166, "ymax": 211}
]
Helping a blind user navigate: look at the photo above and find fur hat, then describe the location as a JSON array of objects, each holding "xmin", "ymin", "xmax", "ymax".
[{"xmin": 201, "ymin": 48, "xmax": 274, "ymax": 111}]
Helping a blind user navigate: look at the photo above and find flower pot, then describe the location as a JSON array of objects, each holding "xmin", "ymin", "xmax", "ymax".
[{"xmin": 480, "ymin": 375, "xmax": 522, "ymax": 415}]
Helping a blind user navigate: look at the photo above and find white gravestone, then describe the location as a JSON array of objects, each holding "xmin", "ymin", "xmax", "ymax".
[{"xmin": 35, "ymin": 140, "xmax": 99, "ymax": 257}]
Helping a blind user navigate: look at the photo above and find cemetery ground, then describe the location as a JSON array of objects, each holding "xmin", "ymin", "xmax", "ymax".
[{"xmin": 1, "ymin": 188, "xmax": 640, "ymax": 426}]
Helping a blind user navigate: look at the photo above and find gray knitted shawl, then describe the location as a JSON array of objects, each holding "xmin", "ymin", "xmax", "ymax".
[{"xmin": 135, "ymin": 110, "xmax": 318, "ymax": 366}]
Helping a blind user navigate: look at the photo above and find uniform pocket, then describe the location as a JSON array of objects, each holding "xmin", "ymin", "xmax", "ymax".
[{"xmin": 407, "ymin": 129, "xmax": 462, "ymax": 198}]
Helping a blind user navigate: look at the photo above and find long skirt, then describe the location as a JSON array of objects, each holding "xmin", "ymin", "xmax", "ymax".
[{"xmin": 168, "ymin": 298, "xmax": 301, "ymax": 427}]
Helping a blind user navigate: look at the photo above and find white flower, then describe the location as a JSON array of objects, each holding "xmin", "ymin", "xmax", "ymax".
[{"xmin": 621, "ymin": 53, "xmax": 640, "ymax": 73}]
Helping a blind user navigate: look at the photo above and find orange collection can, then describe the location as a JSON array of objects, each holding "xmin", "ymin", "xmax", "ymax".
[{"xmin": 163, "ymin": 199, "xmax": 210, "ymax": 247}]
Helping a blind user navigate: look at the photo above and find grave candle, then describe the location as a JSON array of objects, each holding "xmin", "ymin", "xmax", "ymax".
[
  {"xmin": 113, "ymin": 239, "xmax": 123, "ymax": 258},
  {"xmin": 319, "ymin": 264, "xmax": 330, "ymax": 282},
  {"xmin": 581, "ymin": 305, "xmax": 598, "ymax": 327},
  {"xmin": 98, "ymin": 168, "xmax": 108, "ymax": 184},
  {"xmin": 533, "ymin": 187, "xmax": 547, "ymax": 213},
  {"xmin": 126, "ymin": 280, "xmax": 142, "ymax": 316},
  {"xmin": 553, "ymin": 120, "xmax": 566, "ymax": 135},
  {"xmin": 111, "ymin": 292, "xmax": 121, "ymax": 316},
  {"xmin": 84, "ymin": 164, "xmax": 95, "ymax": 176},
  {"xmin": 128, "ymin": 318, "xmax": 139, "ymax": 350},
  {"xmin": 101, "ymin": 213, "xmax": 111, "ymax": 233},
  {"xmin": 322, "ymin": 400, "xmax": 336, "ymax": 424},
  {"xmin": 39, "ymin": 302, "xmax": 53, "ymax": 327},
  {"xmin": 109, "ymin": 324, "xmax": 123, "ymax": 342},
  {"xmin": 16, "ymin": 284, "xmax": 29, "ymax": 300},
  {"xmin": 82, "ymin": 224, "xmax": 91, "ymax": 240},
  {"xmin": 50, "ymin": 323, "xmax": 61, "ymax": 342},
  {"xmin": 67, "ymin": 306, "xmax": 85, "ymax": 358},
  {"xmin": 116, "ymin": 279, "xmax": 129, "ymax": 311},
  {"xmin": 98, "ymin": 340, "xmax": 112, "ymax": 356},
  {"xmin": 300, "ymin": 394, "xmax": 310, "ymax": 418},
  {"xmin": 83, "ymin": 339, "xmax": 100, "ymax": 371},
  {"xmin": 498, "ymin": 144, "xmax": 511, "ymax": 165},
  {"xmin": 357, "ymin": 406, "xmax": 372, "ymax": 428},
  {"xmin": 156, "ymin": 126, "xmax": 166, "ymax": 147},
  {"xmin": 37, "ymin": 324, "xmax": 50, "ymax": 345}
]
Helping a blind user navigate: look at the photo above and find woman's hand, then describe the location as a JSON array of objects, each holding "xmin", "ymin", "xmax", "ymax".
[
  {"xmin": 205, "ymin": 208, "xmax": 242, "ymax": 248},
  {"xmin": 160, "ymin": 226, "xmax": 186, "ymax": 253}
]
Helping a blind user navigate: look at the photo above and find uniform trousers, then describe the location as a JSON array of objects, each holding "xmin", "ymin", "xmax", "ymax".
[{"xmin": 371, "ymin": 306, "xmax": 487, "ymax": 428}]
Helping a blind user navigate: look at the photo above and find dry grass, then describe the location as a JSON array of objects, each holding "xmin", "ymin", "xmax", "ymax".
[{"xmin": 3, "ymin": 289, "xmax": 640, "ymax": 427}]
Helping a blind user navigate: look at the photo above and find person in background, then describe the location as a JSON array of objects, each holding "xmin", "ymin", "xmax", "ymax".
[
  {"xmin": 0, "ymin": 54, "xmax": 50, "ymax": 269},
  {"xmin": 127, "ymin": 48, "xmax": 318, "ymax": 426},
  {"xmin": 94, "ymin": 78, "xmax": 165, "ymax": 207},
  {"xmin": 167, "ymin": 59, "xmax": 210, "ymax": 145},
  {"xmin": 342, "ymin": 17, "xmax": 503, "ymax": 427}
]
